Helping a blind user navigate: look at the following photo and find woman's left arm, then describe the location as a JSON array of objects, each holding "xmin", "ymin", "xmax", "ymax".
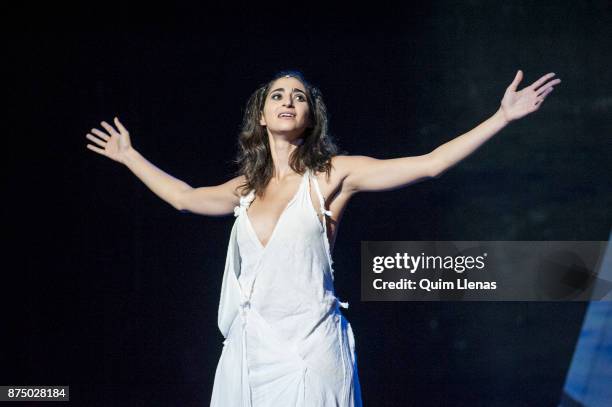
[{"xmin": 343, "ymin": 70, "xmax": 561, "ymax": 193}]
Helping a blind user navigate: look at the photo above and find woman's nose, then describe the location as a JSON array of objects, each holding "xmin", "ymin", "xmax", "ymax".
[{"xmin": 283, "ymin": 95, "xmax": 294, "ymax": 107}]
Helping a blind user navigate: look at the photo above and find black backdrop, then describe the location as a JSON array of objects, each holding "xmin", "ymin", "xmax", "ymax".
[{"xmin": 4, "ymin": 2, "xmax": 611, "ymax": 406}]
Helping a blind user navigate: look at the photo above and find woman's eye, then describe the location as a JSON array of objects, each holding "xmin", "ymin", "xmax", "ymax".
[{"xmin": 270, "ymin": 93, "xmax": 306, "ymax": 101}]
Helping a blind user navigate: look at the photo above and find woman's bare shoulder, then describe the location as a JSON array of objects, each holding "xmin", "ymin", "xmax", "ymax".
[
  {"xmin": 328, "ymin": 154, "xmax": 377, "ymax": 193},
  {"xmin": 226, "ymin": 174, "xmax": 248, "ymax": 198},
  {"xmin": 329, "ymin": 154, "xmax": 364, "ymax": 181},
  {"xmin": 310, "ymin": 155, "xmax": 354, "ymax": 191}
]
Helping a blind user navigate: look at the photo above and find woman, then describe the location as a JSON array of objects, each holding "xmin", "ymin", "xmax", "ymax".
[{"xmin": 85, "ymin": 69, "xmax": 560, "ymax": 406}]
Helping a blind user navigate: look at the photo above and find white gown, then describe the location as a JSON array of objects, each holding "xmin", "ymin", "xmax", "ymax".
[{"xmin": 211, "ymin": 168, "xmax": 362, "ymax": 406}]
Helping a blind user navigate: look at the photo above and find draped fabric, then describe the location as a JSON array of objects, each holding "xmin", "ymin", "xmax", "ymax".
[{"xmin": 211, "ymin": 169, "xmax": 362, "ymax": 406}]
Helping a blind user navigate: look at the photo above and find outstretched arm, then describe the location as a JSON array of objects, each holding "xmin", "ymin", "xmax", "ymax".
[
  {"xmin": 343, "ymin": 70, "xmax": 561, "ymax": 193},
  {"xmin": 86, "ymin": 117, "xmax": 241, "ymax": 216}
]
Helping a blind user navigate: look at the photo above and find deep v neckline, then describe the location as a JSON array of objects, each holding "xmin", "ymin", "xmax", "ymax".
[{"xmin": 244, "ymin": 171, "xmax": 307, "ymax": 251}]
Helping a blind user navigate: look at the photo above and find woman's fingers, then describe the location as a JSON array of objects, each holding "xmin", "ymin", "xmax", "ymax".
[
  {"xmin": 86, "ymin": 143, "xmax": 107, "ymax": 155},
  {"xmin": 90, "ymin": 127, "xmax": 110, "ymax": 140},
  {"xmin": 536, "ymin": 79, "xmax": 561, "ymax": 96},
  {"xmin": 529, "ymin": 72, "xmax": 555, "ymax": 91},
  {"xmin": 534, "ymin": 87, "xmax": 554, "ymax": 106},
  {"xmin": 86, "ymin": 133, "xmax": 107, "ymax": 147},
  {"xmin": 113, "ymin": 117, "xmax": 128, "ymax": 134},
  {"xmin": 539, "ymin": 87, "xmax": 554, "ymax": 101},
  {"xmin": 100, "ymin": 121, "xmax": 119, "ymax": 137}
]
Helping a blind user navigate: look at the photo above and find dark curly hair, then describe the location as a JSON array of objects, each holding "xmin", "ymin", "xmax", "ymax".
[{"xmin": 233, "ymin": 70, "xmax": 346, "ymax": 198}]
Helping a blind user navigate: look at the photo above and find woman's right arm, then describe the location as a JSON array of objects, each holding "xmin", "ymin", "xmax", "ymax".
[
  {"xmin": 86, "ymin": 117, "xmax": 242, "ymax": 216},
  {"xmin": 174, "ymin": 174, "xmax": 245, "ymax": 216},
  {"xmin": 122, "ymin": 148, "xmax": 245, "ymax": 215}
]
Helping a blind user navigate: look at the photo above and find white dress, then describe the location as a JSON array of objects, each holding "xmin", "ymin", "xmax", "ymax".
[{"xmin": 211, "ymin": 168, "xmax": 362, "ymax": 406}]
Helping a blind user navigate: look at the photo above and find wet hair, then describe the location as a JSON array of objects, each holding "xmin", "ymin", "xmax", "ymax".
[{"xmin": 232, "ymin": 70, "xmax": 346, "ymax": 198}]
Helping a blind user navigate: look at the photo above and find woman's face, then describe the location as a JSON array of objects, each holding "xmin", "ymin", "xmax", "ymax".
[{"xmin": 259, "ymin": 76, "xmax": 311, "ymax": 138}]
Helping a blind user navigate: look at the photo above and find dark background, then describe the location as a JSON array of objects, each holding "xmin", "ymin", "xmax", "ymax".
[{"xmin": 3, "ymin": 1, "xmax": 611, "ymax": 406}]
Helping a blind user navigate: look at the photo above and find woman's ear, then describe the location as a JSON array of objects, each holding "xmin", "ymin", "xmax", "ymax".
[{"xmin": 259, "ymin": 111, "xmax": 266, "ymax": 127}]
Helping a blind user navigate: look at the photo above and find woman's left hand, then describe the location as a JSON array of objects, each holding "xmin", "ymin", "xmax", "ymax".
[{"xmin": 500, "ymin": 70, "xmax": 561, "ymax": 123}]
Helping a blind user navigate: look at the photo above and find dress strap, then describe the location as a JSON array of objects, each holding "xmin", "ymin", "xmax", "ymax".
[
  {"xmin": 308, "ymin": 168, "xmax": 337, "ymax": 281},
  {"xmin": 309, "ymin": 169, "xmax": 333, "ymax": 218},
  {"xmin": 234, "ymin": 189, "xmax": 255, "ymax": 217}
]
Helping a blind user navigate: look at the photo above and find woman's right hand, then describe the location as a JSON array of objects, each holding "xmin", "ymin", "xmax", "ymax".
[{"xmin": 85, "ymin": 117, "xmax": 133, "ymax": 165}]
